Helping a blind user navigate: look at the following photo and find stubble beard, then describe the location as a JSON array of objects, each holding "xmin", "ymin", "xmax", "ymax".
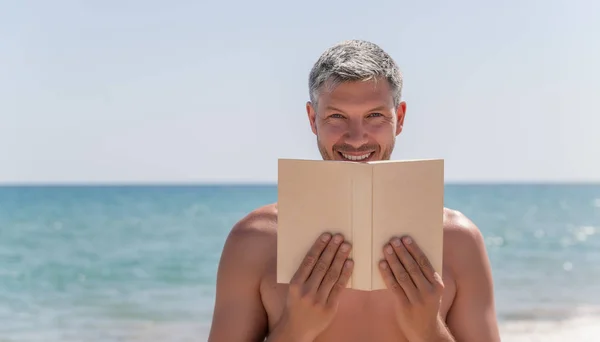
[{"xmin": 316, "ymin": 135, "xmax": 396, "ymax": 161}]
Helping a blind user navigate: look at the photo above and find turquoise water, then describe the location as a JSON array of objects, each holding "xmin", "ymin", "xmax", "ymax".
[{"xmin": 1, "ymin": 184, "xmax": 599, "ymax": 341}]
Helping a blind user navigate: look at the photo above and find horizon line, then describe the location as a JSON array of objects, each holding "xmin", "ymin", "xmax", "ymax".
[{"xmin": 1, "ymin": 180, "xmax": 599, "ymax": 187}]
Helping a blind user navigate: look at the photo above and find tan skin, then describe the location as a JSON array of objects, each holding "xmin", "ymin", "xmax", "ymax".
[{"xmin": 208, "ymin": 79, "xmax": 501, "ymax": 342}]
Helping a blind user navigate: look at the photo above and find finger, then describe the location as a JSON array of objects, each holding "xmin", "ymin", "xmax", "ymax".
[
  {"xmin": 327, "ymin": 259, "xmax": 353, "ymax": 307},
  {"xmin": 383, "ymin": 243, "xmax": 419, "ymax": 303},
  {"xmin": 391, "ymin": 237, "xmax": 430, "ymax": 290},
  {"xmin": 402, "ymin": 236, "xmax": 438, "ymax": 285},
  {"xmin": 306, "ymin": 234, "xmax": 344, "ymax": 290},
  {"xmin": 290, "ymin": 232, "xmax": 331, "ymax": 284},
  {"xmin": 317, "ymin": 242, "xmax": 352, "ymax": 303},
  {"xmin": 378, "ymin": 260, "xmax": 408, "ymax": 305}
]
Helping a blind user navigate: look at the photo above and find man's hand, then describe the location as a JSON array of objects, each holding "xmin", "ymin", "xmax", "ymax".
[
  {"xmin": 379, "ymin": 236, "xmax": 454, "ymax": 342},
  {"xmin": 269, "ymin": 233, "xmax": 353, "ymax": 342}
]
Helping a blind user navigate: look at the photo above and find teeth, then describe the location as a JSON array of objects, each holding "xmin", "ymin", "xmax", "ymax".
[{"xmin": 341, "ymin": 152, "xmax": 371, "ymax": 161}]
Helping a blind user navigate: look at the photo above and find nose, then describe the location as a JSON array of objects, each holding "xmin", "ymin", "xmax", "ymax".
[{"xmin": 344, "ymin": 122, "xmax": 369, "ymax": 149}]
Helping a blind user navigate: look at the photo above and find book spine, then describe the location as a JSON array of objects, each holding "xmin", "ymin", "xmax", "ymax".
[{"xmin": 350, "ymin": 166, "xmax": 373, "ymax": 291}]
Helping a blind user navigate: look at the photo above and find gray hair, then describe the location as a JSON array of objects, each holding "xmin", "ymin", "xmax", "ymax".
[{"xmin": 308, "ymin": 40, "xmax": 403, "ymax": 109}]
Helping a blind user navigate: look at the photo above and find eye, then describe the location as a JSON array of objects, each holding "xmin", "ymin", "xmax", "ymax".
[
  {"xmin": 368, "ymin": 113, "xmax": 384, "ymax": 118},
  {"xmin": 328, "ymin": 114, "xmax": 345, "ymax": 119}
]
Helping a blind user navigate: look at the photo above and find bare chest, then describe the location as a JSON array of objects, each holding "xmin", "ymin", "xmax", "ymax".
[{"xmin": 259, "ymin": 260, "xmax": 457, "ymax": 342}]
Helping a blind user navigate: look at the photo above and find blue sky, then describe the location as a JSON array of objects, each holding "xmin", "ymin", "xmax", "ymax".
[{"xmin": 1, "ymin": 0, "xmax": 598, "ymax": 183}]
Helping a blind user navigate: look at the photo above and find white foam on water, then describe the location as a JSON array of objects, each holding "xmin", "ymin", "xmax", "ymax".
[
  {"xmin": 125, "ymin": 321, "xmax": 209, "ymax": 342},
  {"xmin": 500, "ymin": 313, "xmax": 600, "ymax": 342}
]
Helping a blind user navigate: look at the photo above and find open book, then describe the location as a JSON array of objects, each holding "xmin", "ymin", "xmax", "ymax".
[{"xmin": 276, "ymin": 158, "xmax": 444, "ymax": 291}]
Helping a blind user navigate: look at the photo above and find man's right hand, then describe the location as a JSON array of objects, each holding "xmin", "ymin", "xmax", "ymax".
[{"xmin": 269, "ymin": 232, "xmax": 353, "ymax": 342}]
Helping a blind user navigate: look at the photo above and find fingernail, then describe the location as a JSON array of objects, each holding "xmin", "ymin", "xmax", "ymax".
[
  {"xmin": 392, "ymin": 238, "xmax": 402, "ymax": 247},
  {"xmin": 340, "ymin": 243, "xmax": 350, "ymax": 252},
  {"xmin": 386, "ymin": 245, "xmax": 394, "ymax": 254},
  {"xmin": 345, "ymin": 260, "xmax": 354, "ymax": 268},
  {"xmin": 333, "ymin": 235, "xmax": 343, "ymax": 244},
  {"xmin": 321, "ymin": 233, "xmax": 331, "ymax": 242},
  {"xmin": 380, "ymin": 261, "xmax": 387, "ymax": 269},
  {"xmin": 403, "ymin": 236, "xmax": 412, "ymax": 245}
]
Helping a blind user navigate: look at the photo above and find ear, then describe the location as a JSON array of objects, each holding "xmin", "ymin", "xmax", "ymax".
[
  {"xmin": 395, "ymin": 101, "xmax": 407, "ymax": 136},
  {"xmin": 306, "ymin": 101, "xmax": 318, "ymax": 135}
]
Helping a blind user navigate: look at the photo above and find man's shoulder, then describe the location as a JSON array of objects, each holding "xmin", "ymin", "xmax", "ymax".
[
  {"xmin": 225, "ymin": 203, "xmax": 278, "ymax": 251},
  {"xmin": 217, "ymin": 203, "xmax": 279, "ymax": 281},
  {"xmin": 442, "ymin": 207, "xmax": 488, "ymax": 272},
  {"xmin": 231, "ymin": 202, "xmax": 278, "ymax": 235},
  {"xmin": 443, "ymin": 207, "xmax": 481, "ymax": 238}
]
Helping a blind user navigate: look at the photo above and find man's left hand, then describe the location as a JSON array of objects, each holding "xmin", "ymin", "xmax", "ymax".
[{"xmin": 379, "ymin": 236, "xmax": 452, "ymax": 342}]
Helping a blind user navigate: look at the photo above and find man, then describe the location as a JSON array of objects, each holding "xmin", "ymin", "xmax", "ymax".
[{"xmin": 208, "ymin": 40, "xmax": 501, "ymax": 342}]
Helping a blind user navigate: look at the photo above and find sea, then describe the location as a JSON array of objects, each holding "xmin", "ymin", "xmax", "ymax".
[{"xmin": 1, "ymin": 184, "xmax": 599, "ymax": 342}]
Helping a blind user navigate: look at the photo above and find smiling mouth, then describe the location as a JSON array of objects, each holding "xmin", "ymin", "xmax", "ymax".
[{"xmin": 338, "ymin": 151, "xmax": 374, "ymax": 161}]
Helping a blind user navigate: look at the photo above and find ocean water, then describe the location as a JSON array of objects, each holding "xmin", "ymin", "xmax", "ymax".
[{"xmin": 0, "ymin": 184, "xmax": 599, "ymax": 341}]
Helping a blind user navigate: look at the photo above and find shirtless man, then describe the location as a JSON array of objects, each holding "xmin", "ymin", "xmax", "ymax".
[{"xmin": 208, "ymin": 40, "xmax": 501, "ymax": 342}]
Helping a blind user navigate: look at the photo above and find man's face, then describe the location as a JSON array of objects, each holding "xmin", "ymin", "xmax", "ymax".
[{"xmin": 306, "ymin": 78, "xmax": 406, "ymax": 162}]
